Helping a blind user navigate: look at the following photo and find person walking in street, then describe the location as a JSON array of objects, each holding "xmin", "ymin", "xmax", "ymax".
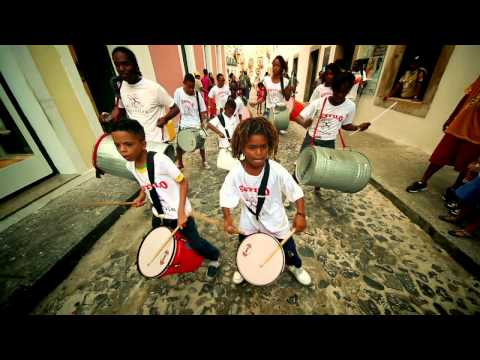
[
  {"xmin": 101, "ymin": 47, "xmax": 180, "ymax": 143},
  {"xmin": 263, "ymin": 56, "xmax": 291, "ymax": 135},
  {"xmin": 406, "ymin": 75, "xmax": 480, "ymax": 196},
  {"xmin": 220, "ymin": 117, "xmax": 312, "ymax": 286},
  {"xmin": 174, "ymin": 73, "xmax": 210, "ymax": 170},
  {"xmin": 111, "ymin": 119, "xmax": 221, "ymax": 280},
  {"xmin": 201, "ymin": 69, "xmax": 211, "ymax": 105},
  {"xmin": 256, "ymin": 82, "xmax": 266, "ymax": 115},
  {"xmin": 309, "ymin": 62, "xmax": 340, "ymax": 103},
  {"xmin": 208, "ymin": 73, "xmax": 231, "ymax": 115}
]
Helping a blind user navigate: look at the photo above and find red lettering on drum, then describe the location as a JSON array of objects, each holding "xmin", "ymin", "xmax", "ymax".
[
  {"xmin": 242, "ymin": 243, "xmax": 252, "ymax": 257},
  {"xmin": 239, "ymin": 185, "xmax": 270, "ymax": 196},
  {"xmin": 160, "ymin": 250, "xmax": 169, "ymax": 265}
]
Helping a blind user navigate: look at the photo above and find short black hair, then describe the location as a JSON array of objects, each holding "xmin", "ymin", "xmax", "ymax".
[
  {"xmin": 203, "ymin": 69, "xmax": 208, "ymax": 75},
  {"xmin": 184, "ymin": 73, "xmax": 195, "ymax": 83},
  {"xmin": 217, "ymin": 73, "xmax": 224, "ymax": 80},
  {"xmin": 331, "ymin": 71, "xmax": 355, "ymax": 92},
  {"xmin": 225, "ymin": 99, "xmax": 236, "ymax": 111},
  {"xmin": 334, "ymin": 59, "xmax": 348, "ymax": 71},
  {"xmin": 111, "ymin": 119, "xmax": 145, "ymax": 140},
  {"xmin": 112, "ymin": 47, "xmax": 142, "ymax": 77}
]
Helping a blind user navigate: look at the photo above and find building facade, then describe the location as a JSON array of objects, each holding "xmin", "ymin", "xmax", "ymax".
[{"xmin": 0, "ymin": 45, "xmax": 226, "ymax": 202}]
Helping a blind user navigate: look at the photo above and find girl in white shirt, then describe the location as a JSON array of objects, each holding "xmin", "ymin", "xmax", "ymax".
[
  {"xmin": 263, "ymin": 56, "xmax": 291, "ymax": 135},
  {"xmin": 308, "ymin": 62, "xmax": 340, "ymax": 103},
  {"xmin": 207, "ymin": 99, "xmax": 239, "ymax": 149},
  {"xmin": 220, "ymin": 117, "xmax": 312, "ymax": 286}
]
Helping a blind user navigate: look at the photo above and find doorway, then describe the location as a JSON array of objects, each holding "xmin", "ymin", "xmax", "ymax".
[
  {"xmin": 304, "ymin": 49, "xmax": 320, "ymax": 102},
  {"xmin": 69, "ymin": 45, "xmax": 117, "ymax": 116}
]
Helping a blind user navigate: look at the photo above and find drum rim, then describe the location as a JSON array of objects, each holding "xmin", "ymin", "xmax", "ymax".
[
  {"xmin": 236, "ymin": 232, "xmax": 286, "ymax": 286},
  {"xmin": 136, "ymin": 227, "xmax": 177, "ymax": 278},
  {"xmin": 177, "ymin": 128, "xmax": 202, "ymax": 152}
]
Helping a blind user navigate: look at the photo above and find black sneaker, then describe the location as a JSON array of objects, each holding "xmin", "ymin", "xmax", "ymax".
[
  {"xmin": 442, "ymin": 187, "xmax": 457, "ymax": 202},
  {"xmin": 445, "ymin": 200, "xmax": 459, "ymax": 210},
  {"xmin": 406, "ymin": 181, "xmax": 427, "ymax": 193},
  {"xmin": 206, "ymin": 260, "xmax": 220, "ymax": 281}
]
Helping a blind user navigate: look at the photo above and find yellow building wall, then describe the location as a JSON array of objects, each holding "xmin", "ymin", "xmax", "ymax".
[{"xmin": 28, "ymin": 45, "xmax": 96, "ymax": 167}]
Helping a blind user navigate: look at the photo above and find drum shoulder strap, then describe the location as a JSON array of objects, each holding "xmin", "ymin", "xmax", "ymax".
[
  {"xmin": 245, "ymin": 159, "xmax": 270, "ymax": 220},
  {"xmin": 218, "ymin": 113, "xmax": 231, "ymax": 140},
  {"xmin": 147, "ymin": 151, "xmax": 164, "ymax": 215},
  {"xmin": 195, "ymin": 90, "xmax": 202, "ymax": 122}
]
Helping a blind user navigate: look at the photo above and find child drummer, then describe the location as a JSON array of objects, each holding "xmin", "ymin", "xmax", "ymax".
[
  {"xmin": 207, "ymin": 99, "xmax": 239, "ymax": 151},
  {"xmin": 219, "ymin": 117, "xmax": 312, "ymax": 286},
  {"xmin": 111, "ymin": 119, "xmax": 221, "ymax": 280}
]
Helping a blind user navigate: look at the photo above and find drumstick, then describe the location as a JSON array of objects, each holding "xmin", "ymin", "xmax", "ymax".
[
  {"xmin": 147, "ymin": 225, "xmax": 181, "ymax": 267},
  {"xmin": 80, "ymin": 201, "xmax": 136, "ymax": 207},
  {"xmin": 349, "ymin": 102, "xmax": 398, "ymax": 136},
  {"xmin": 259, "ymin": 228, "xmax": 297, "ymax": 268}
]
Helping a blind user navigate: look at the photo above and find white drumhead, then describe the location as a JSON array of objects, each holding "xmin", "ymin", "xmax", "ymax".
[
  {"xmin": 236, "ymin": 233, "xmax": 285, "ymax": 286},
  {"xmin": 217, "ymin": 148, "xmax": 240, "ymax": 171},
  {"xmin": 137, "ymin": 227, "xmax": 176, "ymax": 278},
  {"xmin": 177, "ymin": 129, "xmax": 199, "ymax": 152}
]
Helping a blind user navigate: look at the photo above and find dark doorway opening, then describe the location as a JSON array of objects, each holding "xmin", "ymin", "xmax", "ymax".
[
  {"xmin": 304, "ymin": 49, "xmax": 320, "ymax": 102},
  {"xmin": 70, "ymin": 45, "xmax": 117, "ymax": 116}
]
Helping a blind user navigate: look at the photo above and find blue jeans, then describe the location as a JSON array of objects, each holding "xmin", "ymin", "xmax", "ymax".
[
  {"xmin": 152, "ymin": 216, "xmax": 220, "ymax": 261},
  {"xmin": 238, "ymin": 234, "xmax": 302, "ymax": 268}
]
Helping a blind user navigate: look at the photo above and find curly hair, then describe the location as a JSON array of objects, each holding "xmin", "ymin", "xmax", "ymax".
[{"xmin": 230, "ymin": 117, "xmax": 279, "ymax": 159}]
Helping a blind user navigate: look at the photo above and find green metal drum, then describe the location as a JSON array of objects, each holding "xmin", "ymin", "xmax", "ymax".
[
  {"xmin": 177, "ymin": 128, "xmax": 206, "ymax": 152},
  {"xmin": 295, "ymin": 146, "xmax": 372, "ymax": 193},
  {"xmin": 93, "ymin": 135, "xmax": 176, "ymax": 181},
  {"xmin": 268, "ymin": 104, "xmax": 290, "ymax": 131}
]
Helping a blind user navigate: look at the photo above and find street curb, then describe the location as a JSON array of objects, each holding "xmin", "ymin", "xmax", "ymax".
[
  {"xmin": 1, "ymin": 192, "xmax": 139, "ymax": 315},
  {"xmin": 369, "ymin": 177, "xmax": 480, "ymax": 279}
]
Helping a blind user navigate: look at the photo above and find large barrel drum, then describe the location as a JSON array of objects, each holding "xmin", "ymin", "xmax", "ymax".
[
  {"xmin": 295, "ymin": 146, "xmax": 371, "ymax": 193},
  {"xmin": 92, "ymin": 134, "xmax": 176, "ymax": 180}
]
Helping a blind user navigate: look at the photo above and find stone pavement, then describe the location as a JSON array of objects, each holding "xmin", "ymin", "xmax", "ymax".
[
  {"xmin": 32, "ymin": 121, "xmax": 480, "ymax": 315},
  {"xmin": 346, "ymin": 131, "xmax": 480, "ymax": 276},
  {"xmin": 0, "ymin": 173, "xmax": 139, "ymax": 313}
]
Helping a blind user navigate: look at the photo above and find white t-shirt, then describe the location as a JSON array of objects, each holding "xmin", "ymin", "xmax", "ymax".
[
  {"xmin": 173, "ymin": 88, "xmax": 206, "ymax": 129},
  {"xmin": 309, "ymin": 83, "xmax": 333, "ymax": 103},
  {"xmin": 346, "ymin": 71, "xmax": 366, "ymax": 100},
  {"xmin": 219, "ymin": 160, "xmax": 304, "ymax": 239},
  {"xmin": 300, "ymin": 95, "xmax": 356, "ymax": 141},
  {"xmin": 208, "ymin": 85, "xmax": 231, "ymax": 111},
  {"xmin": 234, "ymin": 96, "xmax": 245, "ymax": 117},
  {"xmin": 126, "ymin": 153, "xmax": 192, "ymax": 220},
  {"xmin": 209, "ymin": 113, "xmax": 239, "ymax": 148},
  {"xmin": 263, "ymin": 76, "xmax": 289, "ymax": 109},
  {"xmin": 118, "ymin": 78, "xmax": 175, "ymax": 143}
]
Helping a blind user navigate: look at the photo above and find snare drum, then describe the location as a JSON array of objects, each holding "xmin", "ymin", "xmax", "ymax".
[
  {"xmin": 236, "ymin": 233, "xmax": 285, "ymax": 286},
  {"xmin": 137, "ymin": 227, "xmax": 204, "ymax": 278},
  {"xmin": 216, "ymin": 148, "xmax": 240, "ymax": 171},
  {"xmin": 177, "ymin": 128, "xmax": 206, "ymax": 152}
]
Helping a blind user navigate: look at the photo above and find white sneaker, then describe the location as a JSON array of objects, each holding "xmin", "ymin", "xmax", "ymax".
[
  {"xmin": 232, "ymin": 271, "xmax": 244, "ymax": 285},
  {"xmin": 288, "ymin": 266, "xmax": 312, "ymax": 286},
  {"xmin": 279, "ymin": 129, "xmax": 288, "ymax": 135},
  {"xmin": 203, "ymin": 161, "xmax": 210, "ymax": 169}
]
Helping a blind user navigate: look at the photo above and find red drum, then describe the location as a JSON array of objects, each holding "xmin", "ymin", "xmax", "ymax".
[
  {"xmin": 289, "ymin": 100, "xmax": 305, "ymax": 120},
  {"xmin": 137, "ymin": 227, "xmax": 204, "ymax": 278}
]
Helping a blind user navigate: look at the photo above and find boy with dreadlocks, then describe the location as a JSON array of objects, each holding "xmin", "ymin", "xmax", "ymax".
[{"xmin": 219, "ymin": 117, "xmax": 312, "ymax": 286}]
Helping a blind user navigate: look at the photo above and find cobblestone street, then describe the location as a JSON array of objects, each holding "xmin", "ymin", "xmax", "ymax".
[{"xmin": 33, "ymin": 120, "xmax": 480, "ymax": 315}]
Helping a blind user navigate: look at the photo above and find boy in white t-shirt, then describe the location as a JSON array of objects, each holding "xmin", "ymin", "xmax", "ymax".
[
  {"xmin": 102, "ymin": 47, "xmax": 180, "ymax": 143},
  {"xmin": 174, "ymin": 73, "xmax": 209, "ymax": 170},
  {"xmin": 292, "ymin": 72, "xmax": 371, "ymax": 193},
  {"xmin": 219, "ymin": 117, "xmax": 312, "ymax": 286},
  {"xmin": 111, "ymin": 119, "xmax": 221, "ymax": 280},
  {"xmin": 207, "ymin": 99, "xmax": 239, "ymax": 149},
  {"xmin": 208, "ymin": 73, "xmax": 231, "ymax": 115}
]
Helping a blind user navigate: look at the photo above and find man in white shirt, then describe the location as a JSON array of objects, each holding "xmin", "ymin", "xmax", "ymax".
[
  {"xmin": 346, "ymin": 61, "xmax": 366, "ymax": 102},
  {"xmin": 208, "ymin": 73, "xmax": 231, "ymax": 115},
  {"xmin": 174, "ymin": 73, "xmax": 209, "ymax": 170},
  {"xmin": 103, "ymin": 47, "xmax": 180, "ymax": 143}
]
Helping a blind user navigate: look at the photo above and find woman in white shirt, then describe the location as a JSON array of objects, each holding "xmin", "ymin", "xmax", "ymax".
[
  {"xmin": 309, "ymin": 62, "xmax": 340, "ymax": 103},
  {"xmin": 263, "ymin": 55, "xmax": 292, "ymax": 134}
]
